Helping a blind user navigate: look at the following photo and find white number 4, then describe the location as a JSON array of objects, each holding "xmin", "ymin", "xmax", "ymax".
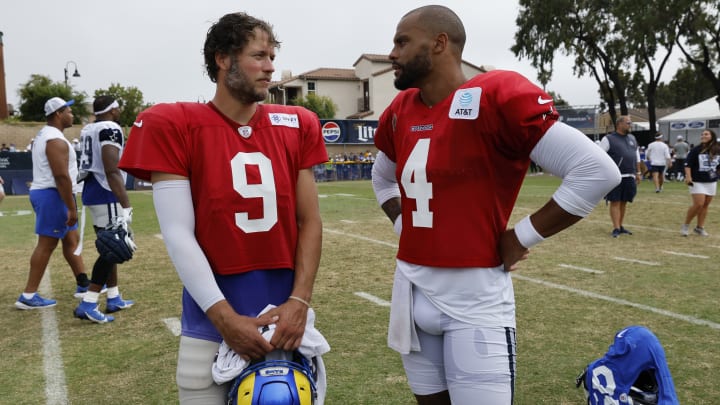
[{"xmin": 401, "ymin": 138, "xmax": 433, "ymax": 228}]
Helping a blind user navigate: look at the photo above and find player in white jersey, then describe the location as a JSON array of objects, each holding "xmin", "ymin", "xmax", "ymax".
[
  {"xmin": 15, "ymin": 97, "xmax": 90, "ymax": 310},
  {"xmin": 75, "ymin": 95, "xmax": 135, "ymax": 323}
]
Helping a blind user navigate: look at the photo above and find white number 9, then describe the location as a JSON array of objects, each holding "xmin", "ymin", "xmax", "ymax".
[{"xmin": 231, "ymin": 152, "xmax": 277, "ymax": 233}]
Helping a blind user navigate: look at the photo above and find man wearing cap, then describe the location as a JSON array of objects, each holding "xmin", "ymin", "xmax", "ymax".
[
  {"xmin": 646, "ymin": 132, "xmax": 672, "ymax": 192},
  {"xmin": 672, "ymin": 135, "xmax": 690, "ymax": 181},
  {"xmin": 74, "ymin": 95, "xmax": 135, "ymax": 323},
  {"xmin": 15, "ymin": 97, "xmax": 90, "ymax": 310}
]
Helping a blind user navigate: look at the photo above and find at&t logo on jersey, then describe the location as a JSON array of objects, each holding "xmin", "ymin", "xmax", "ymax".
[
  {"xmin": 269, "ymin": 113, "xmax": 299, "ymax": 128},
  {"xmin": 449, "ymin": 87, "xmax": 481, "ymax": 120}
]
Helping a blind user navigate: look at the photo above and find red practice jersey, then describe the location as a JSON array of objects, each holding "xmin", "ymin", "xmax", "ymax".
[
  {"xmin": 119, "ymin": 102, "xmax": 328, "ymax": 275},
  {"xmin": 374, "ymin": 70, "xmax": 558, "ymax": 267}
]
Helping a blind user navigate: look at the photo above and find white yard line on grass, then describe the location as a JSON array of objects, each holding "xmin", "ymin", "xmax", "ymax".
[
  {"xmin": 323, "ymin": 228, "xmax": 398, "ymax": 248},
  {"xmin": 558, "ymin": 263, "xmax": 604, "ymax": 274},
  {"xmin": 513, "ymin": 274, "xmax": 720, "ymax": 330},
  {"xmin": 613, "ymin": 256, "xmax": 661, "ymax": 266},
  {"xmin": 354, "ymin": 292, "xmax": 391, "ymax": 307},
  {"xmin": 662, "ymin": 250, "xmax": 710, "ymax": 259},
  {"xmin": 162, "ymin": 317, "xmax": 182, "ymax": 337},
  {"xmin": 326, "ymin": 228, "xmax": 720, "ymax": 330},
  {"xmin": 38, "ymin": 268, "xmax": 69, "ymax": 405}
]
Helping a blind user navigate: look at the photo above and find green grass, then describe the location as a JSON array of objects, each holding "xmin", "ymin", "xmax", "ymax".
[{"xmin": 0, "ymin": 176, "xmax": 718, "ymax": 404}]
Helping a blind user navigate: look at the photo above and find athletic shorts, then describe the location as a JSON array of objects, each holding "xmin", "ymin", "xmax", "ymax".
[
  {"xmin": 29, "ymin": 188, "xmax": 78, "ymax": 238},
  {"xmin": 649, "ymin": 165, "xmax": 665, "ymax": 173},
  {"xmin": 180, "ymin": 269, "xmax": 294, "ymax": 342},
  {"xmin": 604, "ymin": 176, "xmax": 637, "ymax": 202},
  {"xmin": 689, "ymin": 181, "xmax": 717, "ymax": 196}
]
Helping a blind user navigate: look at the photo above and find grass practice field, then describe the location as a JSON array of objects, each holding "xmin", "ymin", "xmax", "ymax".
[{"xmin": 0, "ymin": 175, "xmax": 718, "ymax": 404}]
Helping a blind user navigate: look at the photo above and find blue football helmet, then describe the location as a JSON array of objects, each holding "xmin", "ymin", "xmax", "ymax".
[
  {"xmin": 228, "ymin": 351, "xmax": 317, "ymax": 405},
  {"xmin": 575, "ymin": 326, "xmax": 678, "ymax": 405},
  {"xmin": 577, "ymin": 368, "xmax": 658, "ymax": 405}
]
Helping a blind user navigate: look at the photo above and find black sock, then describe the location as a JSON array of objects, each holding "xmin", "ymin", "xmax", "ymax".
[{"xmin": 76, "ymin": 273, "xmax": 90, "ymax": 287}]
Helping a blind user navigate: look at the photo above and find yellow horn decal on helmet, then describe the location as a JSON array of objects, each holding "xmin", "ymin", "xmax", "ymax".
[
  {"xmin": 236, "ymin": 372, "xmax": 256, "ymax": 405},
  {"xmin": 294, "ymin": 369, "xmax": 313, "ymax": 404}
]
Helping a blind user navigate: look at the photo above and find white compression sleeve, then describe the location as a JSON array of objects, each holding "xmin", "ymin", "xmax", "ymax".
[
  {"xmin": 530, "ymin": 122, "xmax": 621, "ymax": 217},
  {"xmin": 152, "ymin": 180, "xmax": 225, "ymax": 312},
  {"xmin": 371, "ymin": 151, "xmax": 400, "ymax": 206}
]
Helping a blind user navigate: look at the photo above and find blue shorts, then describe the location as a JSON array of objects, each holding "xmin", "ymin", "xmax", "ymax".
[
  {"xmin": 29, "ymin": 189, "xmax": 78, "ymax": 238},
  {"xmin": 605, "ymin": 177, "xmax": 637, "ymax": 202},
  {"xmin": 180, "ymin": 269, "xmax": 294, "ymax": 342}
]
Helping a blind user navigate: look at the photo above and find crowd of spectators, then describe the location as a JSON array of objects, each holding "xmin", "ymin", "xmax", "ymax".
[{"xmin": 314, "ymin": 150, "xmax": 376, "ymax": 182}]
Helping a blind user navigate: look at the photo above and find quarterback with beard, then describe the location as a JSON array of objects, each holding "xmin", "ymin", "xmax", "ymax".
[
  {"xmin": 371, "ymin": 5, "xmax": 621, "ymax": 405},
  {"xmin": 119, "ymin": 12, "xmax": 327, "ymax": 404}
]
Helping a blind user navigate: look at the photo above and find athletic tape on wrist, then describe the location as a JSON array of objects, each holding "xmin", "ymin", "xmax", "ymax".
[
  {"xmin": 514, "ymin": 215, "xmax": 545, "ymax": 248},
  {"xmin": 393, "ymin": 215, "xmax": 402, "ymax": 236}
]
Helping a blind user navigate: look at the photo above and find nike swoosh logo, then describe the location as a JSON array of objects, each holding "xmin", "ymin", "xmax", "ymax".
[
  {"xmin": 537, "ymin": 96, "xmax": 553, "ymax": 105},
  {"xmin": 617, "ymin": 328, "xmax": 628, "ymax": 338},
  {"xmin": 133, "ymin": 120, "xmax": 143, "ymax": 128}
]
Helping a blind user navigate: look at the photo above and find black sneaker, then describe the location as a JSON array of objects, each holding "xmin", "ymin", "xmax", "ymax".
[
  {"xmin": 620, "ymin": 226, "xmax": 633, "ymax": 235},
  {"xmin": 612, "ymin": 228, "xmax": 621, "ymax": 238}
]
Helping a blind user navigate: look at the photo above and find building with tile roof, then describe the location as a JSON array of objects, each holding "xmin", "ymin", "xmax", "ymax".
[{"xmin": 268, "ymin": 53, "xmax": 491, "ymax": 120}]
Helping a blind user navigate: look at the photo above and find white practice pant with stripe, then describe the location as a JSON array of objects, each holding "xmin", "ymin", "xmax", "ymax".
[{"xmin": 402, "ymin": 287, "xmax": 517, "ymax": 405}]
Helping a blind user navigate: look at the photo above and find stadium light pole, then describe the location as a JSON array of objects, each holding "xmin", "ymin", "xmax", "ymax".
[{"xmin": 64, "ymin": 61, "xmax": 81, "ymax": 87}]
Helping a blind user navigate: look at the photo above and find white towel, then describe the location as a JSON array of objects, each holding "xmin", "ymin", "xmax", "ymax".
[
  {"xmin": 387, "ymin": 268, "xmax": 420, "ymax": 354},
  {"xmin": 212, "ymin": 304, "xmax": 330, "ymax": 404}
]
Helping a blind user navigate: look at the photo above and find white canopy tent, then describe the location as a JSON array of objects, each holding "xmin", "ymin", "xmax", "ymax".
[{"xmin": 658, "ymin": 97, "xmax": 720, "ymax": 147}]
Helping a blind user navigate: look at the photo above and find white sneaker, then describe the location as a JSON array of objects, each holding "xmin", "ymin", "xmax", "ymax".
[
  {"xmin": 681, "ymin": 224, "xmax": 689, "ymax": 236},
  {"xmin": 694, "ymin": 227, "xmax": 709, "ymax": 237}
]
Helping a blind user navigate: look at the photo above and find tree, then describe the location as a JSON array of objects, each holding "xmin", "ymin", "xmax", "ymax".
[
  {"xmin": 614, "ymin": 0, "xmax": 682, "ymax": 133},
  {"xmin": 675, "ymin": 2, "xmax": 720, "ymax": 108},
  {"xmin": 546, "ymin": 91, "xmax": 569, "ymax": 107},
  {"xmin": 512, "ymin": 0, "xmax": 710, "ymax": 131},
  {"xmin": 655, "ymin": 62, "xmax": 716, "ymax": 108},
  {"xmin": 94, "ymin": 83, "xmax": 150, "ymax": 127},
  {"xmin": 512, "ymin": 0, "xmax": 635, "ymax": 123},
  {"xmin": 290, "ymin": 93, "xmax": 337, "ymax": 119},
  {"xmin": 17, "ymin": 74, "xmax": 89, "ymax": 123}
]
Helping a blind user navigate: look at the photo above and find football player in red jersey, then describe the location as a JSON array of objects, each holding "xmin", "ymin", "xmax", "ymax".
[
  {"xmin": 371, "ymin": 6, "xmax": 621, "ymax": 405},
  {"xmin": 119, "ymin": 13, "xmax": 327, "ymax": 404}
]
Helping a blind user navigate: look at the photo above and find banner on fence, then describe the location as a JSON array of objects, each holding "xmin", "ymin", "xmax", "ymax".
[{"xmin": 321, "ymin": 120, "xmax": 378, "ymax": 145}]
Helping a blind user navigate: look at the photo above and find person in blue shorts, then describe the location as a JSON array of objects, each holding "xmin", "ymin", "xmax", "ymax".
[{"xmin": 15, "ymin": 97, "xmax": 90, "ymax": 310}]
